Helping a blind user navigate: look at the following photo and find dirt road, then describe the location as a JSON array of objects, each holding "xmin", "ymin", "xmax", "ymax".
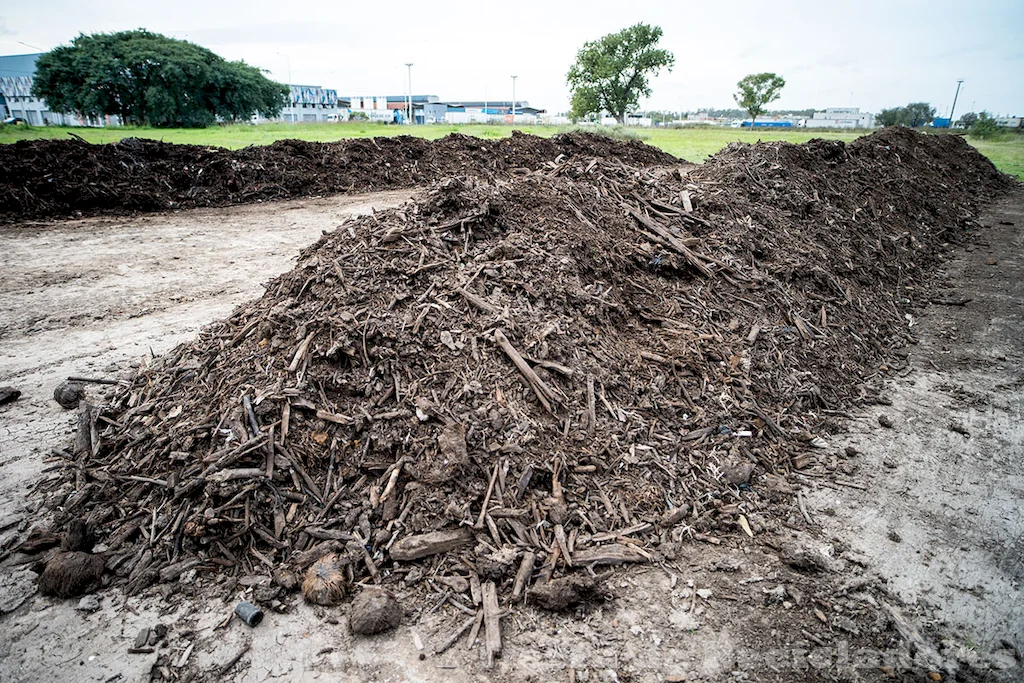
[{"xmin": 0, "ymin": 190, "xmax": 1020, "ymax": 682}]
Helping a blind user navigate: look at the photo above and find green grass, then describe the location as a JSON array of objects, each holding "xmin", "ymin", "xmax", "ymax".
[{"xmin": 2, "ymin": 122, "xmax": 1021, "ymax": 180}]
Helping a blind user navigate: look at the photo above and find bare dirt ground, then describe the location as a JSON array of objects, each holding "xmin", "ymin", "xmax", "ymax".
[{"xmin": 0, "ymin": 189, "xmax": 1021, "ymax": 683}]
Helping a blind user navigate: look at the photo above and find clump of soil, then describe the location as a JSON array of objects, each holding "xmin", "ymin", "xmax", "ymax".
[
  {"xmin": 0, "ymin": 131, "xmax": 678, "ymax": 223},
  {"xmin": 31, "ymin": 129, "xmax": 1013, "ymax": 608},
  {"xmin": 349, "ymin": 588, "xmax": 402, "ymax": 635}
]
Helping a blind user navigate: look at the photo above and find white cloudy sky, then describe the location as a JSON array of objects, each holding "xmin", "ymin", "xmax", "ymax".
[{"xmin": 2, "ymin": 0, "xmax": 1021, "ymax": 116}]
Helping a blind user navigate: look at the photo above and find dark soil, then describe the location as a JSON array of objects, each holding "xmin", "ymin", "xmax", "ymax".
[{"xmin": 0, "ymin": 131, "xmax": 678, "ymax": 223}]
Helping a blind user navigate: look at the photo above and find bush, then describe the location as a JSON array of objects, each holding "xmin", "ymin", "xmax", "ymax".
[{"xmin": 969, "ymin": 112, "xmax": 1001, "ymax": 140}]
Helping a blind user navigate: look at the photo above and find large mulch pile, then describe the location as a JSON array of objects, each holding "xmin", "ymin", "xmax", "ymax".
[
  {"xmin": 0, "ymin": 131, "xmax": 676, "ymax": 223},
  {"xmin": 30, "ymin": 129, "xmax": 1013, "ymax": 610}
]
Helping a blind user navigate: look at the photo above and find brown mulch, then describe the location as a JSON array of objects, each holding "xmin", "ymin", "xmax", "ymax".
[
  {"xmin": 0, "ymin": 131, "xmax": 677, "ymax": 223},
  {"xmin": 30, "ymin": 129, "xmax": 1014, "ymax": 606}
]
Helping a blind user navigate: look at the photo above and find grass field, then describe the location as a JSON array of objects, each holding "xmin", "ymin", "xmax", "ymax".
[{"xmin": 2, "ymin": 122, "xmax": 1021, "ymax": 180}]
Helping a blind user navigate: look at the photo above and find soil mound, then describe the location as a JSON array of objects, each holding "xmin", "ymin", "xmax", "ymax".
[
  {"xmin": 0, "ymin": 131, "xmax": 677, "ymax": 223},
  {"xmin": 34, "ymin": 130, "xmax": 1013, "ymax": 602}
]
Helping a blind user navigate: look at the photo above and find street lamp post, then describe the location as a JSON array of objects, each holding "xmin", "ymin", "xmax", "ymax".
[
  {"xmin": 511, "ymin": 75, "xmax": 517, "ymax": 123},
  {"xmin": 949, "ymin": 79, "xmax": 964, "ymax": 127},
  {"xmin": 276, "ymin": 52, "xmax": 293, "ymax": 123},
  {"xmin": 405, "ymin": 63, "xmax": 413, "ymax": 125}
]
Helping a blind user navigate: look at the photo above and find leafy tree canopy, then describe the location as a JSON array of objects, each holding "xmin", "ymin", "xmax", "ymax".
[
  {"xmin": 733, "ymin": 73, "xmax": 786, "ymax": 124},
  {"xmin": 876, "ymin": 102, "xmax": 936, "ymax": 128},
  {"xmin": 969, "ymin": 112, "xmax": 1001, "ymax": 139},
  {"xmin": 32, "ymin": 30, "xmax": 288, "ymax": 127},
  {"xmin": 566, "ymin": 23, "xmax": 674, "ymax": 124},
  {"xmin": 957, "ymin": 112, "xmax": 978, "ymax": 129}
]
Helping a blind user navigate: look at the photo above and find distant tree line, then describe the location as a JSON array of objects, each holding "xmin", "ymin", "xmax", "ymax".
[
  {"xmin": 32, "ymin": 30, "xmax": 288, "ymax": 127},
  {"xmin": 875, "ymin": 102, "xmax": 936, "ymax": 128}
]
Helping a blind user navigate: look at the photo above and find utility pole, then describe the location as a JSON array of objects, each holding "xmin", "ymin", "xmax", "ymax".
[
  {"xmin": 949, "ymin": 79, "xmax": 964, "ymax": 127},
  {"xmin": 511, "ymin": 75, "xmax": 517, "ymax": 123},
  {"xmin": 276, "ymin": 52, "xmax": 292, "ymax": 122},
  {"xmin": 405, "ymin": 63, "xmax": 413, "ymax": 125}
]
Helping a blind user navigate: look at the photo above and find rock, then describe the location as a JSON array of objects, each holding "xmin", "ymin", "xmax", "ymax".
[
  {"xmin": 0, "ymin": 386, "xmax": 21, "ymax": 406},
  {"xmin": 878, "ymin": 414, "xmax": 894, "ymax": 428},
  {"xmin": 529, "ymin": 574, "xmax": 606, "ymax": 611},
  {"xmin": 723, "ymin": 461, "xmax": 755, "ymax": 486},
  {"xmin": 38, "ymin": 551, "xmax": 105, "ymax": 598},
  {"xmin": 53, "ymin": 381, "xmax": 86, "ymax": 409},
  {"xmin": 75, "ymin": 595, "xmax": 100, "ymax": 612},
  {"xmin": 301, "ymin": 553, "xmax": 347, "ymax": 605},
  {"xmin": 779, "ymin": 540, "xmax": 832, "ymax": 574},
  {"xmin": 349, "ymin": 588, "xmax": 402, "ymax": 635},
  {"xmin": 273, "ymin": 567, "xmax": 299, "ymax": 591}
]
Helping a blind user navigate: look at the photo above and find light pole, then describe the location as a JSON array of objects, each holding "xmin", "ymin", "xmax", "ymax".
[
  {"xmin": 511, "ymin": 75, "xmax": 517, "ymax": 123},
  {"xmin": 949, "ymin": 79, "xmax": 964, "ymax": 127},
  {"xmin": 405, "ymin": 63, "xmax": 413, "ymax": 125},
  {"xmin": 276, "ymin": 52, "xmax": 293, "ymax": 123}
]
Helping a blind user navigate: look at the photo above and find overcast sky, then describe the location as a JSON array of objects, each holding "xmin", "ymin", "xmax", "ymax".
[{"xmin": 2, "ymin": 0, "xmax": 1021, "ymax": 117}]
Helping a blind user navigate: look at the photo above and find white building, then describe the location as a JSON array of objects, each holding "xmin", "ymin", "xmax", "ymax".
[
  {"xmin": 0, "ymin": 53, "xmax": 115, "ymax": 126},
  {"xmin": 804, "ymin": 107, "xmax": 875, "ymax": 129}
]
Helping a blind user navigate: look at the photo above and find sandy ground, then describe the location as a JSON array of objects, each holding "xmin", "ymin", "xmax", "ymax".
[{"xmin": 0, "ymin": 190, "xmax": 1020, "ymax": 683}]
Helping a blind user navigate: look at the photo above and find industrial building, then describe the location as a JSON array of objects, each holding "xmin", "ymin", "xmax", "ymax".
[
  {"xmin": 258, "ymin": 85, "xmax": 347, "ymax": 123},
  {"xmin": 0, "ymin": 53, "xmax": 114, "ymax": 125},
  {"xmin": 803, "ymin": 107, "xmax": 875, "ymax": 129}
]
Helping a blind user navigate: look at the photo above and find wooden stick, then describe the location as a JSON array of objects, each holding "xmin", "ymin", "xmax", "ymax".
[
  {"xmin": 493, "ymin": 329, "xmax": 557, "ymax": 413},
  {"xmin": 475, "ymin": 462, "xmax": 500, "ymax": 529},
  {"xmin": 434, "ymin": 615, "xmax": 478, "ymax": 654},
  {"xmin": 482, "ymin": 581, "xmax": 502, "ymax": 666},
  {"xmin": 623, "ymin": 204, "xmax": 713, "ymax": 277},
  {"xmin": 288, "ymin": 333, "xmax": 315, "ymax": 373},
  {"xmin": 586, "ymin": 375, "xmax": 596, "ymax": 435},
  {"xmin": 465, "ymin": 610, "xmax": 484, "ymax": 650},
  {"xmin": 511, "ymin": 551, "xmax": 536, "ymax": 602},
  {"xmin": 458, "ymin": 288, "xmax": 499, "ymax": 315}
]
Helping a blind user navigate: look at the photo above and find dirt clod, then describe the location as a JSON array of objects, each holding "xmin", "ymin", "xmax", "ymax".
[
  {"xmin": 0, "ymin": 387, "xmax": 21, "ymax": 406},
  {"xmin": 52, "ymin": 381, "xmax": 85, "ymax": 409},
  {"xmin": 38, "ymin": 551, "xmax": 105, "ymax": 598},
  {"xmin": 349, "ymin": 588, "xmax": 402, "ymax": 635},
  {"xmin": 529, "ymin": 574, "xmax": 607, "ymax": 611}
]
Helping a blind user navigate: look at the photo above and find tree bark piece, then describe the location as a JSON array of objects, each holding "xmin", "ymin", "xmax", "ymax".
[{"xmin": 390, "ymin": 527, "xmax": 474, "ymax": 561}]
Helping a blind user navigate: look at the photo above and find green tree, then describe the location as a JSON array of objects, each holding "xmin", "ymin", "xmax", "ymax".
[
  {"xmin": 876, "ymin": 107, "xmax": 903, "ymax": 127},
  {"xmin": 957, "ymin": 112, "xmax": 978, "ymax": 129},
  {"xmin": 875, "ymin": 102, "xmax": 936, "ymax": 128},
  {"xmin": 32, "ymin": 30, "xmax": 287, "ymax": 127},
  {"xmin": 566, "ymin": 23, "xmax": 674, "ymax": 124},
  {"xmin": 969, "ymin": 112, "xmax": 1000, "ymax": 139},
  {"xmin": 903, "ymin": 102, "xmax": 935, "ymax": 127},
  {"xmin": 733, "ymin": 73, "xmax": 786, "ymax": 127}
]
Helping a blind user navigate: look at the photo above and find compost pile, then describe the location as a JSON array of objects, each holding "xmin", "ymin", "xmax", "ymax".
[
  {"xmin": 0, "ymin": 131, "xmax": 675, "ymax": 223},
  {"xmin": 36, "ymin": 129, "xmax": 1012, "ymax": 607}
]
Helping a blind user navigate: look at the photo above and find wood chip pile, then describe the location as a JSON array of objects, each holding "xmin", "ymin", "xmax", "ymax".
[
  {"xmin": 35, "ymin": 128, "xmax": 1013, "ymax": 605},
  {"xmin": 0, "ymin": 131, "xmax": 675, "ymax": 223}
]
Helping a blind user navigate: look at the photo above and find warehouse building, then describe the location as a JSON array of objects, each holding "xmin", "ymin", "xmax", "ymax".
[
  {"xmin": 803, "ymin": 107, "xmax": 875, "ymax": 129},
  {"xmin": 0, "ymin": 53, "xmax": 114, "ymax": 125},
  {"xmin": 267, "ymin": 85, "xmax": 348, "ymax": 123}
]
